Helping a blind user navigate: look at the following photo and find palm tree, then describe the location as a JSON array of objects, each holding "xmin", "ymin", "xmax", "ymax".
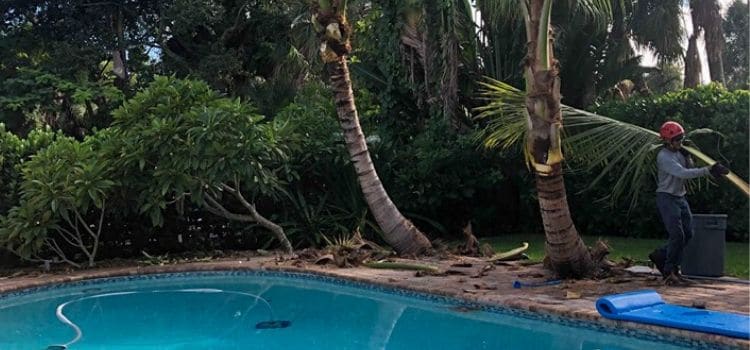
[
  {"xmin": 361, "ymin": 0, "xmax": 477, "ymax": 130},
  {"xmin": 477, "ymin": 80, "xmax": 750, "ymax": 270},
  {"xmin": 722, "ymin": 0, "xmax": 749, "ymax": 89},
  {"xmin": 310, "ymin": 0, "xmax": 432, "ymax": 255},
  {"xmin": 692, "ymin": 0, "xmax": 726, "ymax": 85},
  {"xmin": 684, "ymin": 7, "xmax": 703, "ymax": 89},
  {"xmin": 475, "ymin": 0, "xmax": 613, "ymax": 277},
  {"xmin": 630, "ymin": 0, "xmax": 684, "ymax": 62}
]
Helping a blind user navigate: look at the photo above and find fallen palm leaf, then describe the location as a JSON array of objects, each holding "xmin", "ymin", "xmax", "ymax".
[
  {"xmin": 314, "ymin": 254, "xmax": 335, "ymax": 265},
  {"xmin": 488, "ymin": 242, "xmax": 529, "ymax": 262},
  {"xmin": 363, "ymin": 261, "xmax": 440, "ymax": 272}
]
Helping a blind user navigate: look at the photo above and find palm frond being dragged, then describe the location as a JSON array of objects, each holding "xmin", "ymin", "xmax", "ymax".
[
  {"xmin": 473, "ymin": 78, "xmax": 750, "ymax": 208},
  {"xmin": 563, "ymin": 106, "xmax": 669, "ymax": 208}
]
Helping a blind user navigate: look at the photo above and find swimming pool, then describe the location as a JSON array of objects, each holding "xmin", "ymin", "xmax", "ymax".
[{"xmin": 0, "ymin": 271, "xmax": 723, "ymax": 349}]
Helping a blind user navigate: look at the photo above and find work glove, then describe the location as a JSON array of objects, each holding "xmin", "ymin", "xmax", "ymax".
[{"xmin": 709, "ymin": 162, "xmax": 730, "ymax": 178}]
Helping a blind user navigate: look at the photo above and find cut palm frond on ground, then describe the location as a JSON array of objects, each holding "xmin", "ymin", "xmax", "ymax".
[
  {"xmin": 488, "ymin": 242, "xmax": 529, "ymax": 262},
  {"xmin": 363, "ymin": 261, "xmax": 440, "ymax": 272},
  {"xmin": 474, "ymin": 78, "xmax": 750, "ymax": 207}
]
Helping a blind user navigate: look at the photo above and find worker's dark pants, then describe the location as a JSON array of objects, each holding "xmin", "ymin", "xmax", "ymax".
[{"xmin": 655, "ymin": 192, "xmax": 694, "ymax": 275}]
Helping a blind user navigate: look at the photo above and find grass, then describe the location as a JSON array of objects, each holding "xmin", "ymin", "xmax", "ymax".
[{"xmin": 481, "ymin": 234, "xmax": 749, "ymax": 279}]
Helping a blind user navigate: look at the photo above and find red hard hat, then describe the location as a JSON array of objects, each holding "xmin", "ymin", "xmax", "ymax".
[{"xmin": 659, "ymin": 121, "xmax": 684, "ymax": 141}]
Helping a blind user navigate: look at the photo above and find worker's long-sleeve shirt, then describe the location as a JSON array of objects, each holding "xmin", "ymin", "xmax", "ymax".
[{"xmin": 656, "ymin": 148, "xmax": 710, "ymax": 197}]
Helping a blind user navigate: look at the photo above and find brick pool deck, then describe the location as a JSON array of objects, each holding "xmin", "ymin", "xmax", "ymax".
[{"xmin": 1, "ymin": 256, "xmax": 748, "ymax": 348}]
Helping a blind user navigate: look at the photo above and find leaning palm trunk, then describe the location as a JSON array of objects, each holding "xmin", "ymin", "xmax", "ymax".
[
  {"xmin": 313, "ymin": 1, "xmax": 432, "ymax": 255},
  {"xmin": 523, "ymin": 0, "xmax": 594, "ymax": 277}
]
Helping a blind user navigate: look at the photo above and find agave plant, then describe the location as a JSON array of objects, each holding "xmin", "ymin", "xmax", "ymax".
[{"xmin": 475, "ymin": 78, "xmax": 750, "ymax": 208}]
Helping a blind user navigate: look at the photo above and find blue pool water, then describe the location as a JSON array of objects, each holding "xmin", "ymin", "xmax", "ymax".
[{"xmin": 0, "ymin": 271, "xmax": 715, "ymax": 349}]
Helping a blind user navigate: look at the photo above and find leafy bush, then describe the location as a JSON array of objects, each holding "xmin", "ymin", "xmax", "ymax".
[
  {"xmin": 375, "ymin": 118, "xmax": 526, "ymax": 237},
  {"xmin": 104, "ymin": 76, "xmax": 295, "ymax": 252},
  {"xmin": 0, "ymin": 136, "xmax": 115, "ymax": 267},
  {"xmin": 273, "ymin": 82, "xmax": 375, "ymax": 247},
  {"xmin": 0, "ymin": 126, "xmax": 24, "ymax": 216},
  {"xmin": 585, "ymin": 84, "xmax": 749, "ymax": 240},
  {"xmin": 0, "ymin": 125, "xmax": 60, "ymax": 216}
]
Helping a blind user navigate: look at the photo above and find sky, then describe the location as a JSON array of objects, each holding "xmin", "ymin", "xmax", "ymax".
[{"xmin": 639, "ymin": 0, "xmax": 742, "ymax": 83}]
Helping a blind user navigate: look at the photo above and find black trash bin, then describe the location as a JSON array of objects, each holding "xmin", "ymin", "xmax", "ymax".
[{"xmin": 681, "ymin": 214, "xmax": 727, "ymax": 277}]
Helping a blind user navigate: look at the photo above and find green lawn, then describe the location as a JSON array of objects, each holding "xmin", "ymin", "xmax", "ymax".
[{"xmin": 481, "ymin": 234, "xmax": 749, "ymax": 279}]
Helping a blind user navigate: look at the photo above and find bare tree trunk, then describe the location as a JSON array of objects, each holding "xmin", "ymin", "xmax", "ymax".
[{"xmin": 525, "ymin": 0, "xmax": 593, "ymax": 278}]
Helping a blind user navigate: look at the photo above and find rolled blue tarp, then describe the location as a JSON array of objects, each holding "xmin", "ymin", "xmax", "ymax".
[
  {"xmin": 596, "ymin": 290, "xmax": 750, "ymax": 339},
  {"xmin": 595, "ymin": 289, "xmax": 664, "ymax": 316}
]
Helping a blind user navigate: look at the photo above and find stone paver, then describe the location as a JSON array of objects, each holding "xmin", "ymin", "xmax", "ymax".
[{"xmin": 0, "ymin": 256, "xmax": 748, "ymax": 348}]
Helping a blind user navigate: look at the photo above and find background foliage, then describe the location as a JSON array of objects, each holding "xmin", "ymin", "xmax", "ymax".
[{"xmin": 0, "ymin": 1, "xmax": 747, "ymax": 267}]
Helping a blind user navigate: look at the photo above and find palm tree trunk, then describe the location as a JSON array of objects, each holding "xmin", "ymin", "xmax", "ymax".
[
  {"xmin": 525, "ymin": 0, "xmax": 593, "ymax": 277},
  {"xmin": 693, "ymin": 0, "xmax": 726, "ymax": 84},
  {"xmin": 536, "ymin": 175, "xmax": 592, "ymax": 276},
  {"xmin": 326, "ymin": 57, "xmax": 432, "ymax": 255},
  {"xmin": 684, "ymin": 32, "xmax": 702, "ymax": 88},
  {"xmin": 315, "ymin": 4, "xmax": 432, "ymax": 255},
  {"xmin": 685, "ymin": 2, "xmax": 704, "ymax": 88}
]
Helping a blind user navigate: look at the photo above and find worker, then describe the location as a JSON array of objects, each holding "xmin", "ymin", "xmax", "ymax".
[{"xmin": 649, "ymin": 121, "xmax": 729, "ymax": 286}]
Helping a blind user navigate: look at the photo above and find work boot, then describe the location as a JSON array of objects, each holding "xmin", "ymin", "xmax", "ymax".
[
  {"xmin": 674, "ymin": 269, "xmax": 697, "ymax": 284},
  {"xmin": 663, "ymin": 271, "xmax": 689, "ymax": 286},
  {"xmin": 648, "ymin": 250, "xmax": 666, "ymax": 277}
]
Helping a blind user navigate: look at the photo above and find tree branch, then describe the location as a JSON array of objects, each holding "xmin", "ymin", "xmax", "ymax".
[
  {"xmin": 225, "ymin": 179, "xmax": 293, "ymax": 254},
  {"xmin": 55, "ymin": 226, "xmax": 82, "ymax": 248},
  {"xmin": 44, "ymin": 238, "xmax": 81, "ymax": 268},
  {"xmin": 74, "ymin": 208, "xmax": 98, "ymax": 241},
  {"xmin": 204, "ymin": 193, "xmax": 255, "ymax": 222},
  {"xmin": 89, "ymin": 201, "xmax": 106, "ymax": 267}
]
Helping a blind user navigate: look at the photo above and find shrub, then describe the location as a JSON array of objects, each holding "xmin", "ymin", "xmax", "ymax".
[
  {"xmin": 0, "ymin": 125, "xmax": 60, "ymax": 216},
  {"xmin": 273, "ymin": 82, "xmax": 373, "ymax": 247},
  {"xmin": 105, "ymin": 76, "xmax": 295, "ymax": 253},
  {"xmin": 0, "ymin": 136, "xmax": 115, "ymax": 267}
]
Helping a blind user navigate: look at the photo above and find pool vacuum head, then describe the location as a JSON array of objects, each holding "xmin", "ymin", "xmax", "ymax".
[
  {"xmin": 46, "ymin": 346, "xmax": 67, "ymax": 350},
  {"xmin": 255, "ymin": 320, "xmax": 291, "ymax": 329}
]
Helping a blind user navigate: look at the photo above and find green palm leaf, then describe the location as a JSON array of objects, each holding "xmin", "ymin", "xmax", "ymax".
[
  {"xmin": 474, "ymin": 78, "xmax": 750, "ymax": 207},
  {"xmin": 570, "ymin": 0, "xmax": 613, "ymax": 31},
  {"xmin": 474, "ymin": 0, "xmax": 524, "ymax": 24},
  {"xmin": 474, "ymin": 77, "xmax": 532, "ymax": 166}
]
